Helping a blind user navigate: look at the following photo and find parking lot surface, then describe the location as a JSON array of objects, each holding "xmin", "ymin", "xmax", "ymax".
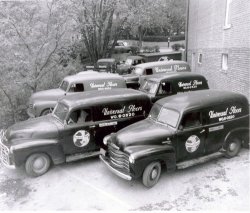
[{"xmin": 0, "ymin": 148, "xmax": 249, "ymax": 211}]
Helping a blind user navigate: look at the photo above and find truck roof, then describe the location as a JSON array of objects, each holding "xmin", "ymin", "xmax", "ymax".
[
  {"xmin": 126, "ymin": 56, "xmax": 144, "ymax": 60},
  {"xmin": 60, "ymin": 88, "xmax": 149, "ymax": 109},
  {"xmin": 143, "ymin": 72, "xmax": 207, "ymax": 83},
  {"xmin": 134, "ymin": 60, "xmax": 189, "ymax": 69},
  {"xmin": 139, "ymin": 51, "xmax": 181, "ymax": 57},
  {"xmin": 63, "ymin": 73, "xmax": 123, "ymax": 83},
  {"xmin": 97, "ymin": 58, "xmax": 116, "ymax": 63},
  {"xmin": 157, "ymin": 89, "xmax": 249, "ymax": 114}
]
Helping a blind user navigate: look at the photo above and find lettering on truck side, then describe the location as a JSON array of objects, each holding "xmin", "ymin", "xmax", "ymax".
[
  {"xmin": 102, "ymin": 105, "xmax": 143, "ymax": 119},
  {"xmin": 178, "ymin": 80, "xmax": 203, "ymax": 89},
  {"xmin": 89, "ymin": 81, "xmax": 118, "ymax": 90},
  {"xmin": 209, "ymin": 106, "xmax": 242, "ymax": 122}
]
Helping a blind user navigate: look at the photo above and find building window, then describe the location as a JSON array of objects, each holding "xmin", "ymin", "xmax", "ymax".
[
  {"xmin": 222, "ymin": 54, "xmax": 228, "ymax": 71},
  {"xmin": 224, "ymin": 0, "xmax": 232, "ymax": 29},
  {"xmin": 191, "ymin": 53, "xmax": 196, "ymax": 71},
  {"xmin": 198, "ymin": 53, "xmax": 202, "ymax": 65}
]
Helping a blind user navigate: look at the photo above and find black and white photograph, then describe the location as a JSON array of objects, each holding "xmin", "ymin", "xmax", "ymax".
[{"xmin": 0, "ymin": 0, "xmax": 249, "ymax": 211}]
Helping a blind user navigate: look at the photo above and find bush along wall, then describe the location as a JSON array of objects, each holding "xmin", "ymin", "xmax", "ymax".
[{"xmin": 142, "ymin": 35, "xmax": 185, "ymax": 42}]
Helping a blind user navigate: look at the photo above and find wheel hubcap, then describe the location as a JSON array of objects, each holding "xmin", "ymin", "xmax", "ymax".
[
  {"xmin": 151, "ymin": 168, "xmax": 158, "ymax": 180},
  {"xmin": 33, "ymin": 157, "xmax": 46, "ymax": 171},
  {"xmin": 229, "ymin": 142, "xmax": 237, "ymax": 152}
]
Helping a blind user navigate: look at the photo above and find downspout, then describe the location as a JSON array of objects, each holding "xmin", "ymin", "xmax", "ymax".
[{"xmin": 185, "ymin": 0, "xmax": 190, "ymax": 62}]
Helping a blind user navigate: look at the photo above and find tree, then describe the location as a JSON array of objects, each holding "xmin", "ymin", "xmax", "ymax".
[
  {"xmin": 70, "ymin": 0, "xmax": 130, "ymax": 63},
  {"xmin": 0, "ymin": 0, "xmax": 78, "ymax": 125}
]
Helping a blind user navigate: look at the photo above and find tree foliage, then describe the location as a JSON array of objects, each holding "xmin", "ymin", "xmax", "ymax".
[
  {"xmin": 0, "ymin": 0, "xmax": 80, "ymax": 125},
  {"xmin": 0, "ymin": 0, "xmax": 186, "ymax": 128}
]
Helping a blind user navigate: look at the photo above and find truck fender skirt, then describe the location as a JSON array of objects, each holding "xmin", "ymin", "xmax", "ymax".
[
  {"xmin": 125, "ymin": 145, "xmax": 176, "ymax": 178},
  {"xmin": 11, "ymin": 140, "xmax": 65, "ymax": 167}
]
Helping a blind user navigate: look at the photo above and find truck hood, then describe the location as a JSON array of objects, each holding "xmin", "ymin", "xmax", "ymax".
[
  {"xmin": 30, "ymin": 88, "xmax": 65, "ymax": 102},
  {"xmin": 122, "ymin": 74, "xmax": 139, "ymax": 82},
  {"xmin": 5, "ymin": 115, "xmax": 61, "ymax": 144},
  {"xmin": 117, "ymin": 64, "xmax": 130, "ymax": 71},
  {"xmin": 115, "ymin": 119, "xmax": 174, "ymax": 150}
]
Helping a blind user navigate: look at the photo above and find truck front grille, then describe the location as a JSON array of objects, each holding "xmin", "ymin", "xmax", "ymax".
[
  {"xmin": 0, "ymin": 141, "xmax": 10, "ymax": 166},
  {"xmin": 29, "ymin": 103, "xmax": 33, "ymax": 109},
  {"xmin": 108, "ymin": 143, "xmax": 130, "ymax": 174}
]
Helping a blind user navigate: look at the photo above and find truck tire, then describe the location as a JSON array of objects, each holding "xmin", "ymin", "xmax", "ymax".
[
  {"xmin": 225, "ymin": 137, "xmax": 241, "ymax": 158},
  {"xmin": 142, "ymin": 161, "xmax": 161, "ymax": 188},
  {"xmin": 25, "ymin": 153, "xmax": 51, "ymax": 177},
  {"xmin": 41, "ymin": 108, "xmax": 51, "ymax": 116}
]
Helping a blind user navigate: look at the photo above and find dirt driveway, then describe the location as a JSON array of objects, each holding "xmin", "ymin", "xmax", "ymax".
[{"xmin": 0, "ymin": 148, "xmax": 249, "ymax": 211}]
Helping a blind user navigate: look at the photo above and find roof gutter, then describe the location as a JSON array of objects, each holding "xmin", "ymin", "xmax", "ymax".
[{"xmin": 185, "ymin": 0, "xmax": 190, "ymax": 62}]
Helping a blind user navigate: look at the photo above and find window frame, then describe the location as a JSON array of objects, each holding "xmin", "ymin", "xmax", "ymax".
[
  {"xmin": 198, "ymin": 53, "xmax": 203, "ymax": 65},
  {"xmin": 222, "ymin": 53, "xmax": 229, "ymax": 71}
]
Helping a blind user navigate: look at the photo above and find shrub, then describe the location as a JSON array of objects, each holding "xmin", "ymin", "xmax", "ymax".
[
  {"xmin": 142, "ymin": 35, "xmax": 185, "ymax": 42},
  {"xmin": 171, "ymin": 43, "xmax": 185, "ymax": 51}
]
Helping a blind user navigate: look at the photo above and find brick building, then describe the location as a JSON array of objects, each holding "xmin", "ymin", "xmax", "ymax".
[{"xmin": 186, "ymin": 0, "xmax": 250, "ymax": 100}]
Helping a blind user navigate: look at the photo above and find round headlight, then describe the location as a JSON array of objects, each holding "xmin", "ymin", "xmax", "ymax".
[
  {"xmin": 103, "ymin": 135, "xmax": 111, "ymax": 145},
  {"xmin": 129, "ymin": 155, "xmax": 135, "ymax": 164}
]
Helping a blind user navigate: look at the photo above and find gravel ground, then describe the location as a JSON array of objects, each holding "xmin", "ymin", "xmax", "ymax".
[{"xmin": 0, "ymin": 148, "xmax": 249, "ymax": 211}]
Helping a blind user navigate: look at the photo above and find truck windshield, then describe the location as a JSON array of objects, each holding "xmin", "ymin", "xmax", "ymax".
[
  {"xmin": 132, "ymin": 67, "xmax": 144, "ymax": 75},
  {"xmin": 158, "ymin": 107, "xmax": 180, "ymax": 128},
  {"xmin": 59, "ymin": 81, "xmax": 69, "ymax": 92},
  {"xmin": 148, "ymin": 104, "xmax": 179, "ymax": 128},
  {"xmin": 125, "ymin": 59, "xmax": 133, "ymax": 65},
  {"xmin": 140, "ymin": 80, "xmax": 158, "ymax": 94},
  {"xmin": 148, "ymin": 103, "xmax": 161, "ymax": 120},
  {"xmin": 52, "ymin": 103, "xmax": 68, "ymax": 122},
  {"xmin": 97, "ymin": 62, "xmax": 110, "ymax": 67}
]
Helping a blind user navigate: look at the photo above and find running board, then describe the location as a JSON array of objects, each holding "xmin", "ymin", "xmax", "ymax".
[
  {"xmin": 66, "ymin": 151, "xmax": 100, "ymax": 162},
  {"xmin": 176, "ymin": 152, "xmax": 224, "ymax": 170}
]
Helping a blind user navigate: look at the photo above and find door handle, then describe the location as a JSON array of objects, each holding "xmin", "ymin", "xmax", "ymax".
[{"xmin": 200, "ymin": 129, "xmax": 205, "ymax": 134}]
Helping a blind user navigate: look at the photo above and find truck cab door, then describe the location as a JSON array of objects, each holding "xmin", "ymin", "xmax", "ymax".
[
  {"xmin": 176, "ymin": 111, "xmax": 206, "ymax": 162},
  {"xmin": 60, "ymin": 108, "xmax": 98, "ymax": 155}
]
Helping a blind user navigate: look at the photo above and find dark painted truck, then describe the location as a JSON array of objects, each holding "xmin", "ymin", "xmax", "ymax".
[
  {"xmin": 96, "ymin": 58, "xmax": 117, "ymax": 73},
  {"xmin": 116, "ymin": 56, "xmax": 146, "ymax": 75},
  {"xmin": 100, "ymin": 90, "xmax": 249, "ymax": 187},
  {"xmin": 0, "ymin": 89, "xmax": 151, "ymax": 177},
  {"xmin": 139, "ymin": 72, "xmax": 209, "ymax": 103},
  {"xmin": 123, "ymin": 60, "xmax": 191, "ymax": 89},
  {"xmin": 27, "ymin": 72, "xmax": 126, "ymax": 117}
]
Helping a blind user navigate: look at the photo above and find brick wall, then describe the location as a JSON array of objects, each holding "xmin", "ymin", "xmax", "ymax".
[{"xmin": 187, "ymin": 0, "xmax": 250, "ymax": 100}]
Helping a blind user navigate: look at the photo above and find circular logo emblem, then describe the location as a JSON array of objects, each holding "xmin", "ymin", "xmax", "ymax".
[
  {"xmin": 185, "ymin": 135, "xmax": 200, "ymax": 153},
  {"xmin": 73, "ymin": 130, "xmax": 90, "ymax": 147}
]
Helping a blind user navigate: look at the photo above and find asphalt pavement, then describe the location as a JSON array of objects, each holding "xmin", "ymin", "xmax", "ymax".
[{"xmin": 0, "ymin": 148, "xmax": 249, "ymax": 211}]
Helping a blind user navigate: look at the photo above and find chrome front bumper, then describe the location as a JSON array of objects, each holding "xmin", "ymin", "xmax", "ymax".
[{"xmin": 99, "ymin": 154, "xmax": 132, "ymax": 181}]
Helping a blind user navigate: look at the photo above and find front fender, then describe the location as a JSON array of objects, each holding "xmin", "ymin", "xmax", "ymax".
[
  {"xmin": 124, "ymin": 145, "xmax": 176, "ymax": 178},
  {"xmin": 10, "ymin": 139, "xmax": 65, "ymax": 167},
  {"xmin": 34, "ymin": 101, "xmax": 57, "ymax": 116}
]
